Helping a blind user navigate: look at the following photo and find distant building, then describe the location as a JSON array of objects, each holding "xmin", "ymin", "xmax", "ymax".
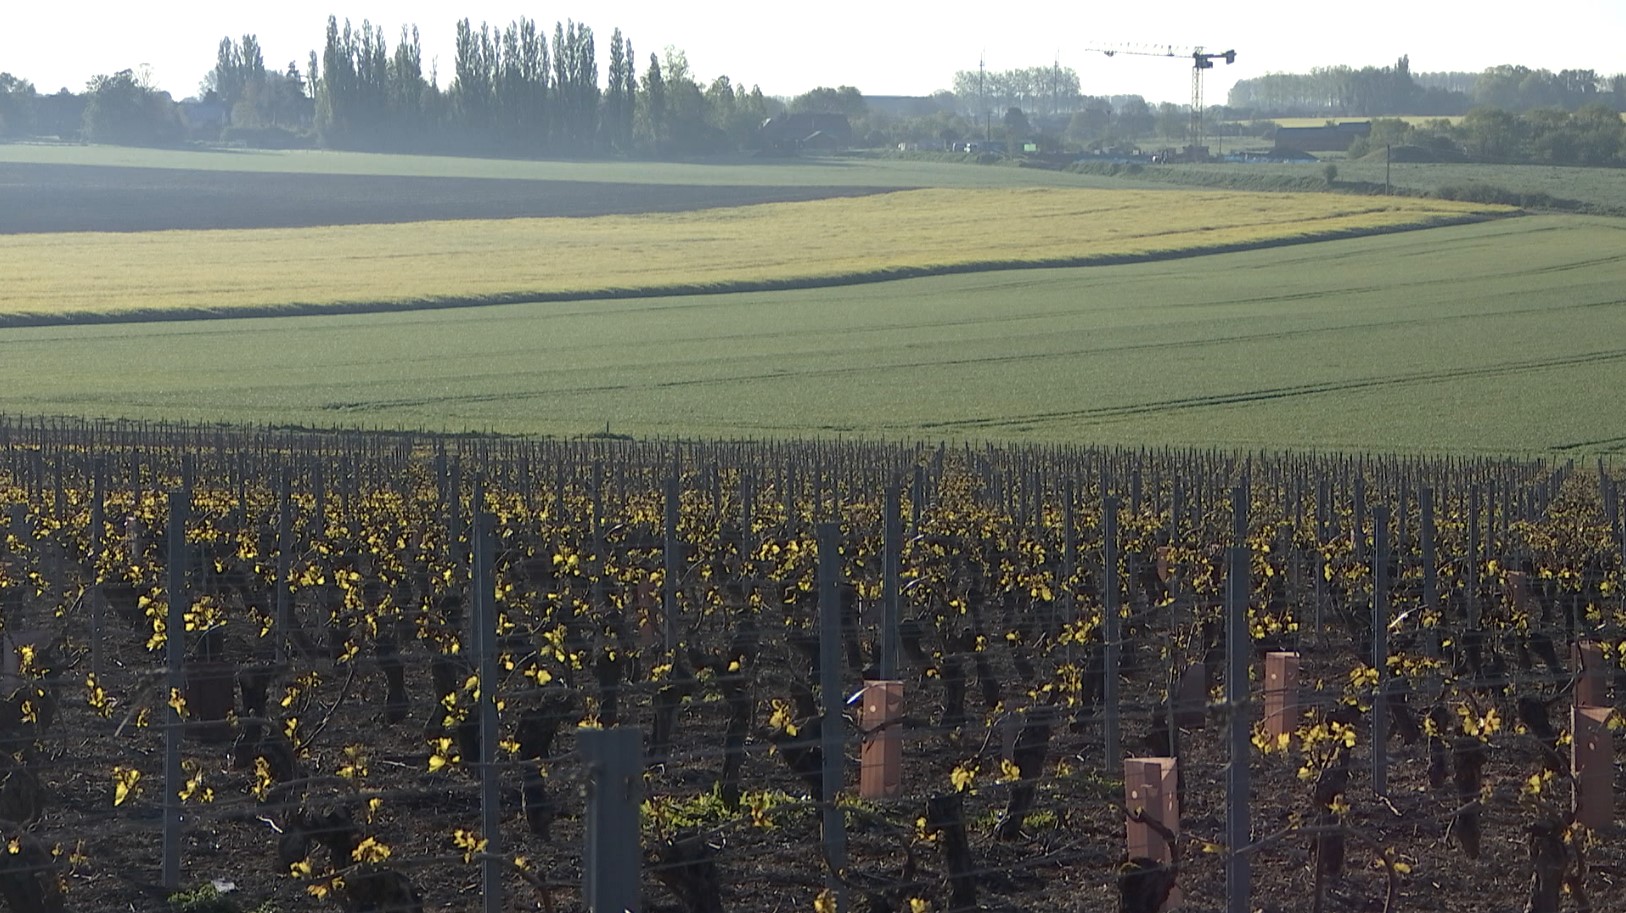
[
  {"xmin": 1273, "ymin": 122, "xmax": 1371, "ymax": 153},
  {"xmin": 179, "ymin": 99, "xmax": 229, "ymax": 131},
  {"xmin": 759, "ymin": 113, "xmax": 853, "ymax": 152},
  {"xmin": 800, "ymin": 130, "xmax": 844, "ymax": 153}
]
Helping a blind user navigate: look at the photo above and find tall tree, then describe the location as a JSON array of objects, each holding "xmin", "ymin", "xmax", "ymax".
[
  {"xmin": 315, "ymin": 16, "xmax": 354, "ymax": 142},
  {"xmin": 704, "ymin": 74, "xmax": 734, "ymax": 133},
  {"xmin": 620, "ymin": 37, "xmax": 638, "ymax": 144},
  {"xmin": 83, "ymin": 70, "xmax": 179, "ymax": 145},
  {"xmin": 658, "ymin": 47, "xmax": 706, "ymax": 154},
  {"xmin": 602, "ymin": 27, "xmax": 632, "ymax": 153},
  {"xmin": 0, "ymin": 73, "xmax": 36, "ymax": 137},
  {"xmin": 639, "ymin": 53, "xmax": 665, "ymax": 154},
  {"xmin": 212, "ymin": 37, "xmax": 243, "ymax": 107},
  {"xmin": 451, "ymin": 19, "xmax": 495, "ymax": 133},
  {"xmin": 314, "ymin": 17, "xmax": 394, "ymax": 146},
  {"xmin": 1460, "ymin": 106, "xmax": 1525, "ymax": 160},
  {"xmin": 1116, "ymin": 96, "xmax": 1154, "ymax": 137},
  {"xmin": 1002, "ymin": 106, "xmax": 1030, "ymax": 143},
  {"xmin": 952, "ymin": 66, "xmax": 1081, "ymax": 117},
  {"xmin": 240, "ymin": 35, "xmax": 266, "ymax": 91},
  {"xmin": 790, "ymin": 85, "xmax": 866, "ymax": 118},
  {"xmin": 387, "ymin": 25, "xmax": 427, "ymax": 133},
  {"xmin": 552, "ymin": 20, "xmax": 599, "ymax": 152},
  {"xmin": 495, "ymin": 18, "xmax": 548, "ymax": 149}
]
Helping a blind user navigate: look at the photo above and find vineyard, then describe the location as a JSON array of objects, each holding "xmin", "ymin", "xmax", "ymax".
[{"xmin": 0, "ymin": 417, "xmax": 1623, "ymax": 913}]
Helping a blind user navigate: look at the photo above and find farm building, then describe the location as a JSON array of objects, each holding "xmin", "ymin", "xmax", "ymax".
[
  {"xmin": 1273, "ymin": 121, "xmax": 1371, "ymax": 153},
  {"xmin": 179, "ymin": 99, "xmax": 229, "ymax": 131},
  {"xmin": 759, "ymin": 113, "xmax": 853, "ymax": 152}
]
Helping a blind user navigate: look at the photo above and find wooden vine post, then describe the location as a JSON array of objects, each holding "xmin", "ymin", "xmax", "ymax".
[
  {"xmin": 817, "ymin": 522, "xmax": 849, "ymax": 912},
  {"xmin": 739, "ymin": 471, "xmax": 755, "ymax": 555},
  {"xmin": 582, "ymin": 727, "xmax": 644, "ymax": 913},
  {"xmin": 1572, "ymin": 705, "xmax": 1612, "ymax": 831},
  {"xmin": 880, "ymin": 483, "xmax": 901, "ymax": 679},
  {"xmin": 2, "ymin": 505, "xmax": 44, "ymax": 698},
  {"xmin": 1371, "ymin": 505, "xmax": 1391, "ymax": 796},
  {"xmin": 1573, "ymin": 637, "xmax": 1613, "ymax": 831},
  {"xmin": 1572, "ymin": 642, "xmax": 1607, "ymax": 709},
  {"xmin": 1467, "ymin": 485, "xmax": 1481, "ymax": 630},
  {"xmin": 1103, "ymin": 495, "xmax": 1122, "ymax": 771},
  {"xmin": 1421, "ymin": 486, "xmax": 1438, "ymax": 657},
  {"xmin": 1263, "ymin": 652, "xmax": 1299, "ymax": 741},
  {"xmin": 859, "ymin": 680, "xmax": 903, "ymax": 800},
  {"xmin": 162, "ymin": 489, "xmax": 188, "ymax": 892},
  {"xmin": 1224, "ymin": 485, "xmax": 1251, "ymax": 913},
  {"xmin": 274, "ymin": 470, "xmax": 292, "ymax": 665},
  {"xmin": 592, "ymin": 460, "xmax": 606, "ymax": 611},
  {"xmin": 1174, "ymin": 665, "xmax": 1205, "ymax": 730},
  {"xmin": 663, "ymin": 473, "xmax": 680, "ymax": 654},
  {"xmin": 90, "ymin": 457, "xmax": 105, "ymax": 679},
  {"xmin": 1352, "ymin": 476, "xmax": 1367, "ymax": 562},
  {"xmin": 471, "ymin": 484, "xmax": 503, "ymax": 913},
  {"xmin": 1314, "ymin": 477, "xmax": 1329, "ymax": 648},
  {"xmin": 912, "ymin": 464, "xmax": 926, "ymax": 530},
  {"xmin": 1124, "ymin": 756, "xmax": 1181, "ymax": 911},
  {"xmin": 310, "ymin": 460, "xmax": 326, "ymax": 540},
  {"xmin": 1062, "ymin": 479, "xmax": 1077, "ymax": 648},
  {"xmin": 861, "ymin": 483, "xmax": 905, "ymax": 801}
]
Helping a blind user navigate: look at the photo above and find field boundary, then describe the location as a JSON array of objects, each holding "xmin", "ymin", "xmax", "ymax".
[{"xmin": 0, "ymin": 211, "xmax": 1517, "ymax": 329}]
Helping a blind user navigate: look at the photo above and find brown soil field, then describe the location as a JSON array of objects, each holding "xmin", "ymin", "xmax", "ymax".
[{"xmin": 0, "ymin": 163, "xmax": 899, "ymax": 234}]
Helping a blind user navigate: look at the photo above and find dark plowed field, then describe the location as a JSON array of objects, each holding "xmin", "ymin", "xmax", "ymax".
[{"xmin": 0, "ymin": 162, "xmax": 900, "ymax": 233}]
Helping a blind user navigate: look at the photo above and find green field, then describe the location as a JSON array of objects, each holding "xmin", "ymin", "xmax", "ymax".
[{"xmin": 3, "ymin": 215, "xmax": 1623, "ymax": 455}]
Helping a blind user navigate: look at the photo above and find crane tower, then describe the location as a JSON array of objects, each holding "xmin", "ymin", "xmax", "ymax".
[{"xmin": 1083, "ymin": 44, "xmax": 1237, "ymax": 160}]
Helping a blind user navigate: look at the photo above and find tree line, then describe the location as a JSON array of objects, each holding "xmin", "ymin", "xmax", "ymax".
[
  {"xmin": 0, "ymin": 15, "xmax": 795, "ymax": 156},
  {"xmin": 950, "ymin": 64, "xmax": 1084, "ymax": 119},
  {"xmin": 0, "ymin": 46, "xmax": 1152, "ymax": 156},
  {"xmin": 1228, "ymin": 57, "xmax": 1626, "ymax": 117},
  {"xmin": 307, "ymin": 16, "xmax": 781, "ymax": 155},
  {"xmin": 1347, "ymin": 107, "xmax": 1626, "ymax": 167},
  {"xmin": 5, "ymin": 36, "xmax": 1626, "ymax": 166}
]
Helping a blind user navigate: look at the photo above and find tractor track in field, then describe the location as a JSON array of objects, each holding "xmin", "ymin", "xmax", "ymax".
[
  {"xmin": 307, "ymin": 295, "xmax": 1626, "ymax": 413},
  {"xmin": 914, "ymin": 348, "xmax": 1626, "ymax": 432}
]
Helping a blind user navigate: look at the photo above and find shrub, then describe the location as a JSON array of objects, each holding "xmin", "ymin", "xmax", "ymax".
[
  {"xmin": 168, "ymin": 883, "xmax": 280, "ymax": 913},
  {"xmin": 1433, "ymin": 182, "xmax": 1520, "ymax": 206},
  {"xmin": 220, "ymin": 125, "xmax": 315, "ymax": 150}
]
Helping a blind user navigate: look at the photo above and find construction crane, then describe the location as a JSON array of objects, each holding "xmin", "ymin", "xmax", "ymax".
[{"xmin": 1082, "ymin": 44, "xmax": 1237, "ymax": 159}]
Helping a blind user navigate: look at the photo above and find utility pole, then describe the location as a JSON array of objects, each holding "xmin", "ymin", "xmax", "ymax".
[
  {"xmin": 980, "ymin": 53, "xmax": 990, "ymax": 142},
  {"xmin": 1053, "ymin": 54, "xmax": 1061, "ymax": 119}
]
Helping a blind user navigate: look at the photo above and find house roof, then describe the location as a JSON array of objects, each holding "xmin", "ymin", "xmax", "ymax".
[
  {"xmin": 760, "ymin": 113, "xmax": 853, "ymax": 146},
  {"xmin": 1274, "ymin": 123, "xmax": 1371, "ymax": 151}
]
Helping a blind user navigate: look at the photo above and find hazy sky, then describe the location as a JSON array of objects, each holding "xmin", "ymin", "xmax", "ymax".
[{"xmin": 5, "ymin": 1, "xmax": 1623, "ymax": 105}]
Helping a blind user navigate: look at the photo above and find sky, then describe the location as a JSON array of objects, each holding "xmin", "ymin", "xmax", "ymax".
[{"xmin": 4, "ymin": 1, "xmax": 1623, "ymax": 106}]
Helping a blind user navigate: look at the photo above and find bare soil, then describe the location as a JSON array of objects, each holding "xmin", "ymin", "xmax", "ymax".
[{"xmin": 0, "ymin": 163, "xmax": 897, "ymax": 234}]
